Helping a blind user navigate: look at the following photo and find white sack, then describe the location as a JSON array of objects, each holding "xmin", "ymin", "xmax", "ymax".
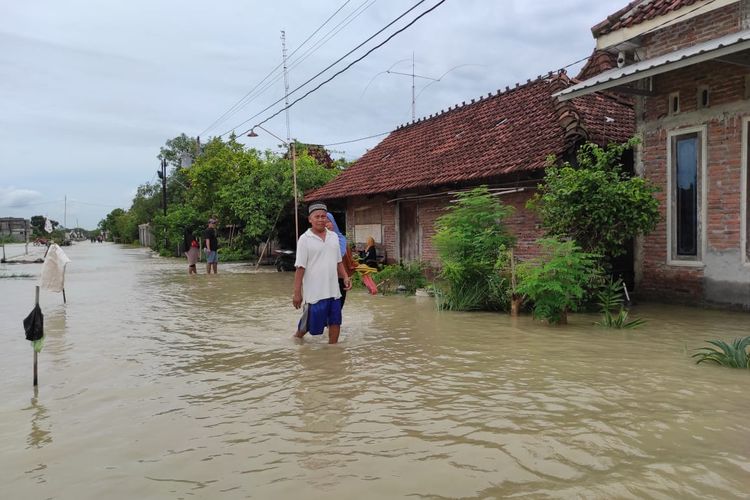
[{"xmin": 40, "ymin": 244, "xmax": 71, "ymax": 292}]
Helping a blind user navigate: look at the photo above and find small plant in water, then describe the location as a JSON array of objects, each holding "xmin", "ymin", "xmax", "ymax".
[
  {"xmin": 516, "ymin": 237, "xmax": 600, "ymax": 324},
  {"xmin": 595, "ymin": 278, "xmax": 646, "ymax": 329},
  {"xmin": 692, "ymin": 336, "xmax": 750, "ymax": 369}
]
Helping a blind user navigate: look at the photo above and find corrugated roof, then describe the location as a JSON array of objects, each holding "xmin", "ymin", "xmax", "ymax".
[
  {"xmin": 556, "ymin": 29, "xmax": 750, "ymax": 101},
  {"xmin": 592, "ymin": 0, "xmax": 702, "ymax": 36},
  {"xmin": 307, "ymin": 72, "xmax": 634, "ymax": 201}
]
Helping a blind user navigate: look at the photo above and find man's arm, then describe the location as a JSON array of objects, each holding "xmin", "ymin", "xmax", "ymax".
[
  {"xmin": 293, "ymin": 267, "xmax": 305, "ymax": 308},
  {"xmin": 337, "ymin": 262, "xmax": 352, "ymax": 290}
]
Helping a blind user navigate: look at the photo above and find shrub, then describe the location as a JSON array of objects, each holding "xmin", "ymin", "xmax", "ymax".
[
  {"xmin": 516, "ymin": 237, "xmax": 601, "ymax": 324},
  {"xmin": 373, "ymin": 262, "xmax": 428, "ymax": 295},
  {"xmin": 529, "ymin": 138, "xmax": 660, "ymax": 261},
  {"xmin": 217, "ymin": 246, "xmax": 252, "ymax": 261},
  {"xmin": 692, "ymin": 337, "xmax": 750, "ymax": 368},
  {"xmin": 433, "ymin": 186, "xmax": 515, "ymax": 311},
  {"xmin": 595, "ymin": 278, "xmax": 646, "ymax": 329}
]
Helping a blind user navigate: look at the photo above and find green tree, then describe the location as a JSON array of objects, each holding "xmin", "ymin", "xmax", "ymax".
[
  {"xmin": 151, "ymin": 204, "xmax": 204, "ymax": 253},
  {"xmin": 99, "ymin": 208, "xmax": 132, "ymax": 242},
  {"xmin": 516, "ymin": 237, "xmax": 601, "ymax": 324},
  {"xmin": 433, "ymin": 186, "xmax": 515, "ymax": 311},
  {"xmin": 159, "ymin": 133, "xmax": 200, "ymax": 169},
  {"xmin": 529, "ymin": 139, "xmax": 659, "ymax": 260},
  {"xmin": 30, "ymin": 215, "xmax": 59, "ymax": 237}
]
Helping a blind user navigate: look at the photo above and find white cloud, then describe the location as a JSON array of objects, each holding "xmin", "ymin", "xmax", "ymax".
[{"xmin": 0, "ymin": 186, "xmax": 43, "ymax": 208}]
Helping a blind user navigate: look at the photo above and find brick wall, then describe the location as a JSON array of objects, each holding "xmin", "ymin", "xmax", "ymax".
[
  {"xmin": 637, "ymin": 59, "xmax": 750, "ymax": 305},
  {"xmin": 641, "ymin": 3, "xmax": 740, "ymax": 59},
  {"xmin": 346, "ymin": 188, "xmax": 545, "ymax": 268}
]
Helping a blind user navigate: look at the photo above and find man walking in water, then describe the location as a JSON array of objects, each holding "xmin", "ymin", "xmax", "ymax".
[
  {"xmin": 293, "ymin": 202, "xmax": 352, "ymax": 344},
  {"xmin": 204, "ymin": 218, "xmax": 219, "ymax": 274}
]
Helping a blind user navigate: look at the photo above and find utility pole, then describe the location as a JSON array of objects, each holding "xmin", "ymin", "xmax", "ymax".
[
  {"xmin": 64, "ymin": 195, "xmax": 67, "ymax": 229},
  {"xmin": 281, "ymin": 30, "xmax": 299, "ymax": 241},
  {"xmin": 412, "ymin": 52, "xmax": 416, "ymax": 122},
  {"xmin": 160, "ymin": 158, "xmax": 167, "ymax": 216},
  {"xmin": 158, "ymin": 158, "xmax": 168, "ymax": 249}
]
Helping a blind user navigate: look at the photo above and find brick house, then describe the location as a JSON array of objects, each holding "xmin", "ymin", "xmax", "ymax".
[
  {"xmin": 557, "ymin": 0, "xmax": 750, "ymax": 308},
  {"xmin": 0, "ymin": 217, "xmax": 30, "ymax": 242},
  {"xmin": 307, "ymin": 71, "xmax": 633, "ymax": 270}
]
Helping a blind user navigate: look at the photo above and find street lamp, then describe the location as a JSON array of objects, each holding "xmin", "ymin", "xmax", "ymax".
[{"xmin": 247, "ymin": 125, "xmax": 299, "ymax": 241}]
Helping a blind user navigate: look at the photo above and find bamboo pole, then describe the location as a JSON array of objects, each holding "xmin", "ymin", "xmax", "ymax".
[{"xmin": 34, "ymin": 286, "xmax": 39, "ymax": 386}]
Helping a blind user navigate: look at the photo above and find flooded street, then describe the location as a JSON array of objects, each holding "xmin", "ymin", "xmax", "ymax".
[{"xmin": 1, "ymin": 242, "xmax": 749, "ymax": 499}]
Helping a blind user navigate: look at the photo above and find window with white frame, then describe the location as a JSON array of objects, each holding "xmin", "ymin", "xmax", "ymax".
[{"xmin": 669, "ymin": 130, "xmax": 703, "ymax": 262}]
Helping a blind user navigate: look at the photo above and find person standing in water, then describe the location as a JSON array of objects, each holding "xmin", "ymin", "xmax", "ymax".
[
  {"xmin": 184, "ymin": 230, "xmax": 200, "ymax": 275},
  {"xmin": 293, "ymin": 203, "xmax": 352, "ymax": 344},
  {"xmin": 203, "ymin": 218, "xmax": 219, "ymax": 274},
  {"xmin": 326, "ymin": 212, "xmax": 356, "ymax": 308}
]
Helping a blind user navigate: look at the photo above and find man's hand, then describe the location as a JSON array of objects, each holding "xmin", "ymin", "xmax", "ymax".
[
  {"xmin": 343, "ymin": 277, "xmax": 353, "ymax": 290},
  {"xmin": 293, "ymin": 291, "xmax": 303, "ymax": 309}
]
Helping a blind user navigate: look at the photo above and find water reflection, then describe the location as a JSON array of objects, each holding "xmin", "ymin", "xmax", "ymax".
[
  {"xmin": 293, "ymin": 346, "xmax": 353, "ymax": 486},
  {"xmin": 21, "ymin": 387, "xmax": 51, "ymax": 453}
]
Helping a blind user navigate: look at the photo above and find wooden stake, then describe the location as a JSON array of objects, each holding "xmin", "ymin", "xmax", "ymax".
[{"xmin": 34, "ymin": 286, "xmax": 39, "ymax": 387}]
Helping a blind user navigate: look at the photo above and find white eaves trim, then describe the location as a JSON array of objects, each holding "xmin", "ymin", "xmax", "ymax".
[
  {"xmin": 595, "ymin": 0, "xmax": 739, "ymax": 50},
  {"xmin": 555, "ymin": 29, "xmax": 750, "ymax": 102}
]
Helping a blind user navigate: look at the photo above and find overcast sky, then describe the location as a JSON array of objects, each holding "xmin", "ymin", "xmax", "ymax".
[{"xmin": 0, "ymin": 0, "xmax": 625, "ymax": 229}]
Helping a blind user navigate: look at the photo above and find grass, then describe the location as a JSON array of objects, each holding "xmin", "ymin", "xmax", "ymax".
[{"xmin": 692, "ymin": 336, "xmax": 750, "ymax": 369}]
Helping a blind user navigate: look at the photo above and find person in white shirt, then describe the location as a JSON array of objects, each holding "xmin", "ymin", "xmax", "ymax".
[{"xmin": 293, "ymin": 202, "xmax": 352, "ymax": 343}]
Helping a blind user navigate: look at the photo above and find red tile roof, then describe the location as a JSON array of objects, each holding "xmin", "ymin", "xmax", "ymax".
[
  {"xmin": 592, "ymin": 0, "xmax": 701, "ymax": 37},
  {"xmin": 576, "ymin": 49, "xmax": 619, "ymax": 80},
  {"xmin": 307, "ymin": 72, "xmax": 634, "ymax": 201}
]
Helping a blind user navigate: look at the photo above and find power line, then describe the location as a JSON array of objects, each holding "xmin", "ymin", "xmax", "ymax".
[
  {"xmin": 219, "ymin": 0, "xmax": 435, "ymax": 137},
  {"xmin": 235, "ymin": 0, "xmax": 378, "ymax": 121},
  {"xmin": 199, "ymin": 0, "xmax": 358, "ymax": 137},
  {"xmin": 322, "ymin": 130, "xmax": 390, "ymax": 146},
  {"xmin": 248, "ymin": 0, "xmax": 447, "ymax": 133}
]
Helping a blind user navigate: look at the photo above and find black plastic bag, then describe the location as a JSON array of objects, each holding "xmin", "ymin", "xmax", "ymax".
[{"xmin": 23, "ymin": 304, "xmax": 44, "ymax": 341}]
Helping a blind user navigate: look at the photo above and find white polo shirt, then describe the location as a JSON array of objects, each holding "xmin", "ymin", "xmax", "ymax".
[{"xmin": 295, "ymin": 228, "xmax": 342, "ymax": 304}]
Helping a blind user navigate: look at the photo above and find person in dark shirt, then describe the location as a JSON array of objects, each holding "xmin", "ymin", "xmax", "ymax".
[
  {"xmin": 203, "ymin": 218, "xmax": 219, "ymax": 274},
  {"xmin": 364, "ymin": 236, "xmax": 378, "ymax": 268}
]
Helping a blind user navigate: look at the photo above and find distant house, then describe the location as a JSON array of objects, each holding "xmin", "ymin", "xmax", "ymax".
[
  {"xmin": 557, "ymin": 0, "xmax": 750, "ymax": 308},
  {"xmin": 307, "ymin": 71, "xmax": 634, "ymax": 270},
  {"xmin": 0, "ymin": 217, "xmax": 30, "ymax": 242}
]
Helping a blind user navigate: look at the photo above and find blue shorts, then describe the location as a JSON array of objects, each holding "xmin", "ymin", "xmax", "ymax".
[
  {"xmin": 206, "ymin": 250, "xmax": 218, "ymax": 263},
  {"xmin": 298, "ymin": 298, "xmax": 342, "ymax": 335}
]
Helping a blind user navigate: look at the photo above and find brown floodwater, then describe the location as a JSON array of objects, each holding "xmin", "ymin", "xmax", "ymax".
[{"xmin": 1, "ymin": 242, "xmax": 749, "ymax": 499}]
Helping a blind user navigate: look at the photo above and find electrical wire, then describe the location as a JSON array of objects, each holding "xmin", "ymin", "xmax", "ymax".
[
  {"xmin": 248, "ymin": 0, "xmax": 447, "ymax": 133},
  {"xmin": 322, "ymin": 130, "xmax": 390, "ymax": 146},
  {"xmin": 200, "ymin": 0, "xmax": 359, "ymax": 137},
  {"xmin": 213, "ymin": 0, "xmax": 378, "ymax": 134},
  {"xmin": 221, "ymin": 0, "xmax": 443, "ymax": 137}
]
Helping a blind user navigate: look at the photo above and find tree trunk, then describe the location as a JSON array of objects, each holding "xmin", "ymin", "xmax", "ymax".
[{"xmin": 510, "ymin": 295, "xmax": 523, "ymax": 317}]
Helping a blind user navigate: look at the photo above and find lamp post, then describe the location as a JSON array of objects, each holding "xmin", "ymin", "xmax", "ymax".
[{"xmin": 247, "ymin": 125, "xmax": 299, "ymax": 241}]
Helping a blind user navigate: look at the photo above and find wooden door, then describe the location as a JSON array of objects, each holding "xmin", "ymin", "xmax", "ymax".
[{"xmin": 399, "ymin": 201, "xmax": 419, "ymax": 263}]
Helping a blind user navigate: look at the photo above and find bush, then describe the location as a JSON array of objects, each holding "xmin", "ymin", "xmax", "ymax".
[
  {"xmin": 692, "ymin": 337, "xmax": 750, "ymax": 368},
  {"xmin": 529, "ymin": 138, "xmax": 660, "ymax": 261},
  {"xmin": 217, "ymin": 246, "xmax": 252, "ymax": 262},
  {"xmin": 433, "ymin": 187, "xmax": 515, "ymax": 311},
  {"xmin": 595, "ymin": 278, "xmax": 646, "ymax": 329},
  {"xmin": 373, "ymin": 262, "xmax": 428, "ymax": 295},
  {"xmin": 516, "ymin": 237, "xmax": 601, "ymax": 324}
]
